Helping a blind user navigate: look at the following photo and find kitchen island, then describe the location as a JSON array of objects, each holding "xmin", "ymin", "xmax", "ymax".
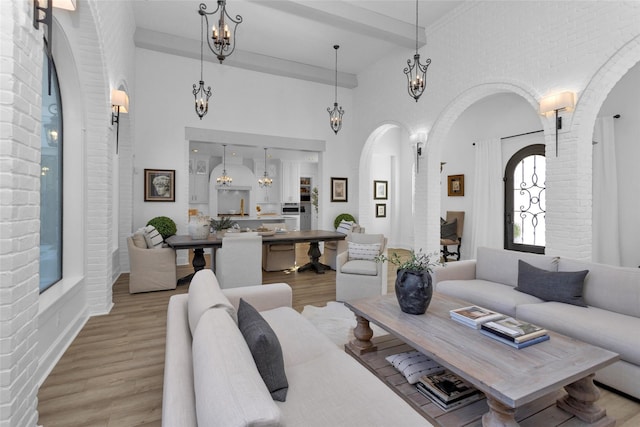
[{"xmin": 218, "ymin": 215, "xmax": 299, "ymax": 231}]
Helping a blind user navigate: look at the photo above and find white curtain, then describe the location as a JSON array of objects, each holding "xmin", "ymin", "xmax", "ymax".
[
  {"xmin": 469, "ymin": 138, "xmax": 503, "ymax": 258},
  {"xmin": 593, "ymin": 116, "xmax": 621, "ymax": 265}
]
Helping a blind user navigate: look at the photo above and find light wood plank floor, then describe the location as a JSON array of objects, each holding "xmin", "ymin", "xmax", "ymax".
[{"xmin": 37, "ymin": 246, "xmax": 639, "ymax": 426}]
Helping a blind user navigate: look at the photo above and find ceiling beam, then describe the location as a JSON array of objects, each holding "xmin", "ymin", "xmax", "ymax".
[
  {"xmin": 134, "ymin": 28, "xmax": 358, "ymax": 89},
  {"xmin": 247, "ymin": 0, "xmax": 426, "ymax": 50}
]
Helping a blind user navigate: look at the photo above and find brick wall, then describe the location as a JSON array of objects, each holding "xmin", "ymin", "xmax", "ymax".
[{"xmin": 0, "ymin": 1, "xmax": 42, "ymax": 426}]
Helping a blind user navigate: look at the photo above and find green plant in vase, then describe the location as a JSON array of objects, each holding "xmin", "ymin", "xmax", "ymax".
[
  {"xmin": 146, "ymin": 216, "xmax": 177, "ymax": 240},
  {"xmin": 210, "ymin": 216, "xmax": 237, "ymax": 237}
]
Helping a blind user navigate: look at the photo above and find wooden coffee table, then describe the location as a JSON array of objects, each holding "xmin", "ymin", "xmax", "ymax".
[{"xmin": 344, "ymin": 293, "xmax": 619, "ymax": 427}]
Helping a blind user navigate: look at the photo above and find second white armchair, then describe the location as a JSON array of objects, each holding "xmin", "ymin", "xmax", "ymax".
[{"xmin": 335, "ymin": 233, "xmax": 388, "ymax": 302}]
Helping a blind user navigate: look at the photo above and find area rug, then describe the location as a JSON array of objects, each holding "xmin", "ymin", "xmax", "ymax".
[{"xmin": 301, "ymin": 301, "xmax": 388, "ymax": 347}]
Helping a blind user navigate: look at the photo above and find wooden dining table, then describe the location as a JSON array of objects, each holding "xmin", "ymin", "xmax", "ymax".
[{"xmin": 165, "ymin": 230, "xmax": 346, "ymax": 284}]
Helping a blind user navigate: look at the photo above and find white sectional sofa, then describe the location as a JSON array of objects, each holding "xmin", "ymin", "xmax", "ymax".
[
  {"xmin": 162, "ymin": 269, "xmax": 430, "ymax": 427},
  {"xmin": 432, "ymin": 246, "xmax": 640, "ymax": 400}
]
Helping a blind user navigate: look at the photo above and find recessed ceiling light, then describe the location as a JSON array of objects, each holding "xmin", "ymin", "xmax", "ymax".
[{"xmin": 192, "ymin": 148, "xmax": 199, "ymax": 152}]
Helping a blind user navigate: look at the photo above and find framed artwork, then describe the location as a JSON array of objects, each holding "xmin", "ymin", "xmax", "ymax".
[
  {"xmin": 331, "ymin": 177, "xmax": 348, "ymax": 202},
  {"xmin": 144, "ymin": 169, "xmax": 175, "ymax": 202},
  {"xmin": 447, "ymin": 174, "xmax": 465, "ymax": 197},
  {"xmin": 373, "ymin": 180, "xmax": 388, "ymax": 200},
  {"xmin": 376, "ymin": 203, "xmax": 386, "ymax": 218}
]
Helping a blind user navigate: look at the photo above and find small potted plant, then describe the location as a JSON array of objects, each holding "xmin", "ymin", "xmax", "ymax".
[
  {"xmin": 146, "ymin": 216, "xmax": 177, "ymax": 240},
  {"xmin": 210, "ymin": 216, "xmax": 237, "ymax": 238},
  {"xmin": 376, "ymin": 249, "xmax": 443, "ymax": 315}
]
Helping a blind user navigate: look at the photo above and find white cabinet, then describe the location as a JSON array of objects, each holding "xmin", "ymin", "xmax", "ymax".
[
  {"xmin": 189, "ymin": 156, "xmax": 209, "ymax": 203},
  {"xmin": 281, "ymin": 161, "xmax": 300, "ymax": 203}
]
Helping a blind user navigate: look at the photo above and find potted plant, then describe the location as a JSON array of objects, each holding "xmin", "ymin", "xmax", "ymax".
[
  {"xmin": 146, "ymin": 216, "xmax": 177, "ymax": 240},
  {"xmin": 210, "ymin": 216, "xmax": 237, "ymax": 238},
  {"xmin": 376, "ymin": 249, "xmax": 443, "ymax": 315}
]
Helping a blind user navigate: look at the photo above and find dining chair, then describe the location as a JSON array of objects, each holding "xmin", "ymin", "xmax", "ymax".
[
  {"xmin": 215, "ymin": 232, "xmax": 263, "ymax": 288},
  {"xmin": 260, "ymin": 223, "xmax": 296, "ymax": 271},
  {"xmin": 440, "ymin": 211, "xmax": 464, "ymax": 261}
]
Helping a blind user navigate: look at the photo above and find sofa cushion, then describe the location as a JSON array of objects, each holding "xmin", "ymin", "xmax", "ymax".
[
  {"xmin": 348, "ymin": 242, "xmax": 380, "ymax": 261},
  {"xmin": 440, "ymin": 218, "xmax": 458, "ymax": 241},
  {"xmin": 336, "ymin": 220, "xmax": 354, "ymax": 234},
  {"xmin": 238, "ymin": 299, "xmax": 288, "ymax": 402},
  {"xmin": 436, "ymin": 279, "xmax": 544, "ymax": 317},
  {"xmin": 516, "ymin": 260, "xmax": 588, "ymax": 307},
  {"xmin": 192, "ymin": 308, "xmax": 282, "ymax": 426},
  {"xmin": 340, "ymin": 259, "xmax": 378, "ymax": 276},
  {"xmin": 516, "ymin": 302, "xmax": 640, "ymax": 366},
  {"xmin": 143, "ymin": 225, "xmax": 164, "ymax": 249},
  {"xmin": 131, "ymin": 231, "xmax": 147, "ymax": 248},
  {"xmin": 559, "ymin": 259, "xmax": 640, "ymax": 317},
  {"xmin": 188, "ymin": 270, "xmax": 236, "ymax": 334},
  {"xmin": 476, "ymin": 247, "xmax": 559, "ymax": 287}
]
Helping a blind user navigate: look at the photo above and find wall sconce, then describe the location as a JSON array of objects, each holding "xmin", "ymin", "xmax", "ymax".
[
  {"xmin": 111, "ymin": 89, "xmax": 129, "ymax": 153},
  {"xmin": 539, "ymin": 91, "xmax": 576, "ymax": 157},
  {"xmin": 414, "ymin": 132, "xmax": 427, "ymax": 173}
]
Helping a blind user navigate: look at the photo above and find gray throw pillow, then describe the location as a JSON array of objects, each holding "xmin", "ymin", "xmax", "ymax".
[
  {"xmin": 237, "ymin": 299, "xmax": 288, "ymax": 401},
  {"xmin": 516, "ymin": 260, "xmax": 588, "ymax": 307},
  {"xmin": 440, "ymin": 218, "xmax": 458, "ymax": 241}
]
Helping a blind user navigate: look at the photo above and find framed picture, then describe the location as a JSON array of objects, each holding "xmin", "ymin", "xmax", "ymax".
[
  {"xmin": 373, "ymin": 180, "xmax": 388, "ymax": 200},
  {"xmin": 144, "ymin": 169, "xmax": 175, "ymax": 202},
  {"xmin": 447, "ymin": 174, "xmax": 465, "ymax": 197},
  {"xmin": 331, "ymin": 177, "xmax": 348, "ymax": 202},
  {"xmin": 376, "ymin": 203, "xmax": 386, "ymax": 218}
]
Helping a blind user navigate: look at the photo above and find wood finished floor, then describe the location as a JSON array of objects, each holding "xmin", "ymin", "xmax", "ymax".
[{"xmin": 37, "ymin": 246, "xmax": 640, "ymax": 426}]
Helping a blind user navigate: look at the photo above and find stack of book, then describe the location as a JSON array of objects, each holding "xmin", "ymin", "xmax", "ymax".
[
  {"xmin": 449, "ymin": 305, "xmax": 504, "ymax": 329},
  {"xmin": 415, "ymin": 370, "xmax": 483, "ymax": 411},
  {"xmin": 480, "ymin": 317, "xmax": 549, "ymax": 349}
]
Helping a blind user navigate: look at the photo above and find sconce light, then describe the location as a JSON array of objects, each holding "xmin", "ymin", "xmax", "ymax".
[
  {"xmin": 414, "ymin": 132, "xmax": 427, "ymax": 173},
  {"xmin": 111, "ymin": 89, "xmax": 129, "ymax": 153},
  {"xmin": 539, "ymin": 91, "xmax": 575, "ymax": 157}
]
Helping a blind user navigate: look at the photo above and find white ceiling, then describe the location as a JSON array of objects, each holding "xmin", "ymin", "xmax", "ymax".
[{"xmin": 132, "ymin": 0, "xmax": 463, "ymax": 87}]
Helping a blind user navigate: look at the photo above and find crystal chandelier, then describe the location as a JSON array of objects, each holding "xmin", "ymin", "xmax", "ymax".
[
  {"xmin": 327, "ymin": 44, "xmax": 344, "ymax": 134},
  {"xmin": 198, "ymin": 0, "xmax": 243, "ymax": 64},
  {"xmin": 403, "ymin": 0, "xmax": 431, "ymax": 102},
  {"xmin": 193, "ymin": 13, "xmax": 212, "ymax": 119},
  {"xmin": 258, "ymin": 147, "xmax": 273, "ymax": 188},
  {"xmin": 216, "ymin": 144, "xmax": 232, "ymax": 186}
]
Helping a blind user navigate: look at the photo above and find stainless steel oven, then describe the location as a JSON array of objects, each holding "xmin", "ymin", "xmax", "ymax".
[{"xmin": 281, "ymin": 203, "xmax": 300, "ymax": 215}]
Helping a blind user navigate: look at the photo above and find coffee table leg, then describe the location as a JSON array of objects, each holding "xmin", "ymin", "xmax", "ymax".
[
  {"xmin": 347, "ymin": 315, "xmax": 377, "ymax": 355},
  {"xmin": 557, "ymin": 374, "xmax": 613, "ymax": 425},
  {"xmin": 482, "ymin": 397, "xmax": 519, "ymax": 427}
]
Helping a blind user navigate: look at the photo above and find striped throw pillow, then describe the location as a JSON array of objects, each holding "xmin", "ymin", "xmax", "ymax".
[
  {"xmin": 143, "ymin": 225, "xmax": 164, "ymax": 249},
  {"xmin": 336, "ymin": 220, "xmax": 354, "ymax": 234},
  {"xmin": 385, "ymin": 350, "xmax": 443, "ymax": 384},
  {"xmin": 348, "ymin": 242, "xmax": 381, "ymax": 261}
]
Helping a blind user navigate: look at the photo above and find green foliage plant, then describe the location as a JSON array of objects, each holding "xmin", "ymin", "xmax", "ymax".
[
  {"xmin": 210, "ymin": 216, "xmax": 237, "ymax": 231},
  {"xmin": 375, "ymin": 249, "xmax": 443, "ymax": 274},
  {"xmin": 147, "ymin": 216, "xmax": 177, "ymax": 240},
  {"xmin": 333, "ymin": 213, "xmax": 356, "ymax": 229},
  {"xmin": 311, "ymin": 187, "xmax": 319, "ymax": 214}
]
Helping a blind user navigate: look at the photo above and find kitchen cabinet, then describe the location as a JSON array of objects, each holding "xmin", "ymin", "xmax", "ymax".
[
  {"xmin": 281, "ymin": 161, "xmax": 300, "ymax": 203},
  {"xmin": 189, "ymin": 155, "xmax": 209, "ymax": 203}
]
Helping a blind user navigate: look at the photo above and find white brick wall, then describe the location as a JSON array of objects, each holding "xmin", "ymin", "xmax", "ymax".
[{"xmin": 1, "ymin": 1, "xmax": 42, "ymax": 426}]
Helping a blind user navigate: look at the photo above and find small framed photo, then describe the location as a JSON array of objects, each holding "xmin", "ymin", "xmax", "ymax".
[
  {"xmin": 447, "ymin": 174, "xmax": 464, "ymax": 197},
  {"xmin": 374, "ymin": 180, "xmax": 388, "ymax": 200},
  {"xmin": 375, "ymin": 203, "xmax": 386, "ymax": 218},
  {"xmin": 144, "ymin": 169, "xmax": 175, "ymax": 202},
  {"xmin": 331, "ymin": 177, "xmax": 348, "ymax": 202}
]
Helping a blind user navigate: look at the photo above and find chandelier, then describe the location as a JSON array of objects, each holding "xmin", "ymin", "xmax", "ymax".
[
  {"xmin": 216, "ymin": 144, "xmax": 233, "ymax": 186},
  {"xmin": 403, "ymin": 0, "xmax": 431, "ymax": 102},
  {"xmin": 258, "ymin": 148, "xmax": 273, "ymax": 188},
  {"xmin": 198, "ymin": 0, "xmax": 243, "ymax": 64},
  {"xmin": 193, "ymin": 13, "xmax": 212, "ymax": 119},
  {"xmin": 327, "ymin": 44, "xmax": 344, "ymax": 134}
]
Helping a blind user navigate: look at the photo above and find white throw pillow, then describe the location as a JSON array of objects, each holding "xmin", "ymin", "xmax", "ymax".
[
  {"xmin": 385, "ymin": 350, "xmax": 443, "ymax": 384},
  {"xmin": 336, "ymin": 220, "xmax": 354, "ymax": 234},
  {"xmin": 143, "ymin": 225, "xmax": 164, "ymax": 249},
  {"xmin": 348, "ymin": 242, "xmax": 381, "ymax": 260},
  {"xmin": 131, "ymin": 231, "xmax": 147, "ymax": 248}
]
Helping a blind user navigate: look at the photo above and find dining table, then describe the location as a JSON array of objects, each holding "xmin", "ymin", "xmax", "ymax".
[{"xmin": 165, "ymin": 230, "xmax": 346, "ymax": 285}]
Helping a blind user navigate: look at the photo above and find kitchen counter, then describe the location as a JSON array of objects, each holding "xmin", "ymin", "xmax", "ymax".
[{"xmin": 216, "ymin": 215, "xmax": 299, "ymax": 230}]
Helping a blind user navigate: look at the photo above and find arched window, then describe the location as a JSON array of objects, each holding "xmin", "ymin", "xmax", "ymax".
[
  {"xmin": 504, "ymin": 145, "xmax": 546, "ymax": 254},
  {"xmin": 40, "ymin": 51, "xmax": 63, "ymax": 292}
]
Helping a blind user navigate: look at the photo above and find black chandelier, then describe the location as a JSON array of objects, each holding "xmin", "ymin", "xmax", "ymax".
[
  {"xmin": 327, "ymin": 45, "xmax": 344, "ymax": 134},
  {"xmin": 198, "ymin": 0, "xmax": 243, "ymax": 64},
  {"xmin": 403, "ymin": 0, "xmax": 431, "ymax": 102},
  {"xmin": 193, "ymin": 13, "xmax": 212, "ymax": 119}
]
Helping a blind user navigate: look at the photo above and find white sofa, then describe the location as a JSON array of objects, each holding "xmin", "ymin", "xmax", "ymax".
[
  {"xmin": 432, "ymin": 246, "xmax": 640, "ymax": 400},
  {"xmin": 162, "ymin": 269, "xmax": 430, "ymax": 427}
]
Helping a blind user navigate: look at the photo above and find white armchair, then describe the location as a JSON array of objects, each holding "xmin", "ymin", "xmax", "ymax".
[
  {"xmin": 324, "ymin": 223, "xmax": 365, "ymax": 270},
  {"xmin": 127, "ymin": 236, "xmax": 177, "ymax": 294},
  {"xmin": 335, "ymin": 233, "xmax": 388, "ymax": 302},
  {"xmin": 215, "ymin": 233, "xmax": 263, "ymax": 289}
]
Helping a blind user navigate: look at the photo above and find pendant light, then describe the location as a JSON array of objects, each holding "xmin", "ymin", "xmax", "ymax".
[
  {"xmin": 198, "ymin": 0, "xmax": 243, "ymax": 64},
  {"xmin": 193, "ymin": 13, "xmax": 212, "ymax": 119},
  {"xmin": 258, "ymin": 148, "xmax": 273, "ymax": 188},
  {"xmin": 404, "ymin": 0, "xmax": 431, "ymax": 102},
  {"xmin": 327, "ymin": 44, "xmax": 344, "ymax": 134},
  {"xmin": 216, "ymin": 144, "xmax": 232, "ymax": 186}
]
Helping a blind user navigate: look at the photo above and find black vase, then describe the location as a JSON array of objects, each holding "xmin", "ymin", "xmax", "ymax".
[{"xmin": 395, "ymin": 269, "xmax": 433, "ymax": 315}]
